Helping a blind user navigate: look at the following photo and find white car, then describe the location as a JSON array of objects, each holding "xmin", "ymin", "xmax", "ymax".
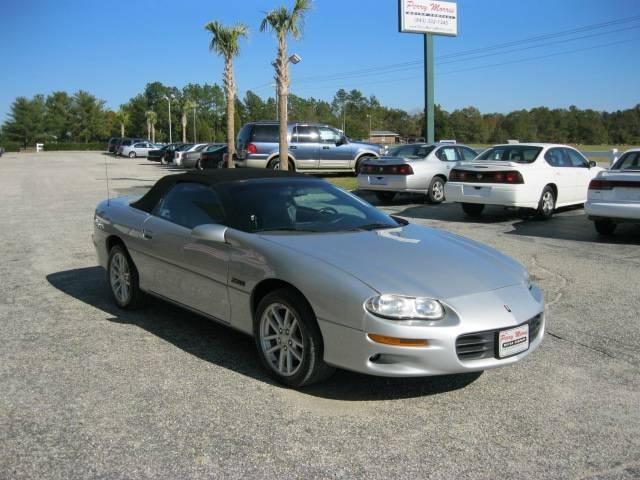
[
  {"xmin": 444, "ymin": 143, "xmax": 603, "ymax": 219},
  {"xmin": 173, "ymin": 143, "xmax": 208, "ymax": 167},
  {"xmin": 118, "ymin": 141, "xmax": 159, "ymax": 158},
  {"xmin": 357, "ymin": 143, "xmax": 478, "ymax": 203},
  {"xmin": 585, "ymin": 148, "xmax": 640, "ymax": 235}
]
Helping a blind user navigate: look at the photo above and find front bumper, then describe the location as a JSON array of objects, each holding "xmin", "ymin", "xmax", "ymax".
[
  {"xmin": 445, "ymin": 182, "xmax": 539, "ymax": 209},
  {"xmin": 318, "ymin": 284, "xmax": 545, "ymax": 377}
]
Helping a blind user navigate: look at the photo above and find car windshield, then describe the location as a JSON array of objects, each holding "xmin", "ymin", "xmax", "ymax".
[
  {"xmin": 477, "ymin": 146, "xmax": 542, "ymax": 163},
  {"xmin": 218, "ymin": 179, "xmax": 400, "ymax": 233},
  {"xmin": 178, "ymin": 144, "xmax": 194, "ymax": 151},
  {"xmin": 387, "ymin": 144, "xmax": 435, "ymax": 159},
  {"xmin": 611, "ymin": 151, "xmax": 640, "ymax": 171}
]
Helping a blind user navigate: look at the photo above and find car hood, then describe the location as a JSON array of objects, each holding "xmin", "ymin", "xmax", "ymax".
[
  {"xmin": 351, "ymin": 141, "xmax": 382, "ymax": 152},
  {"xmin": 261, "ymin": 224, "xmax": 527, "ymax": 300}
]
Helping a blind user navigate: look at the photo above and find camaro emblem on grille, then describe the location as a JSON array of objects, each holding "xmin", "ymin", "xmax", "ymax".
[
  {"xmin": 504, "ymin": 305, "xmax": 512, "ymax": 312},
  {"xmin": 476, "ymin": 173, "xmax": 483, "ymax": 179}
]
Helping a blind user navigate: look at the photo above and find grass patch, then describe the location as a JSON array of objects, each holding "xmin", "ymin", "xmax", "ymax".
[{"xmin": 322, "ymin": 175, "xmax": 358, "ymax": 191}]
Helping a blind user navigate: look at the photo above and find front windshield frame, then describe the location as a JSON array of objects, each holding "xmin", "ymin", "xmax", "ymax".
[
  {"xmin": 477, "ymin": 146, "xmax": 542, "ymax": 164},
  {"xmin": 215, "ymin": 178, "xmax": 400, "ymax": 234}
]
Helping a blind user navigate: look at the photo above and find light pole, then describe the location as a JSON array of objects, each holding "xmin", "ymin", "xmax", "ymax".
[
  {"xmin": 366, "ymin": 113, "xmax": 372, "ymax": 141},
  {"xmin": 163, "ymin": 94, "xmax": 175, "ymax": 143}
]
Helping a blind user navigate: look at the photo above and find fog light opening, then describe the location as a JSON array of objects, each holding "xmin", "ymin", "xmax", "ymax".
[{"xmin": 369, "ymin": 354, "xmax": 381, "ymax": 363}]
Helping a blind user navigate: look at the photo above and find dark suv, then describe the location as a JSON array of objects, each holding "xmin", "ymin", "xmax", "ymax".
[{"xmin": 236, "ymin": 121, "xmax": 382, "ymax": 173}]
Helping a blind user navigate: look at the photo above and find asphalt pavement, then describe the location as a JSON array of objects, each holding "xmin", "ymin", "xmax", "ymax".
[{"xmin": 1, "ymin": 152, "xmax": 638, "ymax": 479}]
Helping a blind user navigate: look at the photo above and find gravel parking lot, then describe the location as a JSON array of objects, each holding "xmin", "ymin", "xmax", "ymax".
[{"xmin": 1, "ymin": 151, "xmax": 639, "ymax": 479}]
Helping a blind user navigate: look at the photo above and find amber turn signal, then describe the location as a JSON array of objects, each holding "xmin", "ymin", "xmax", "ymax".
[{"xmin": 367, "ymin": 334, "xmax": 428, "ymax": 347}]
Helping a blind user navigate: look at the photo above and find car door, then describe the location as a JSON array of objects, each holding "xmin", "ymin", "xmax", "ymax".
[
  {"xmin": 291, "ymin": 125, "xmax": 320, "ymax": 170},
  {"xmin": 317, "ymin": 126, "xmax": 352, "ymax": 170},
  {"xmin": 564, "ymin": 148, "xmax": 594, "ymax": 203},
  {"xmin": 543, "ymin": 147, "xmax": 574, "ymax": 205},
  {"xmin": 137, "ymin": 182, "xmax": 231, "ymax": 322},
  {"xmin": 435, "ymin": 146, "xmax": 460, "ymax": 177}
]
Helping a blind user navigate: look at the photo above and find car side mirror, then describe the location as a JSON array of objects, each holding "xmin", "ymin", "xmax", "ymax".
[
  {"xmin": 336, "ymin": 136, "xmax": 347, "ymax": 146},
  {"xmin": 588, "ymin": 160, "xmax": 597, "ymax": 168},
  {"xmin": 191, "ymin": 223, "xmax": 227, "ymax": 243}
]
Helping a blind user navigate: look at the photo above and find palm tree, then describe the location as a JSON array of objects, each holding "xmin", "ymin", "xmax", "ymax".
[
  {"xmin": 204, "ymin": 21, "xmax": 248, "ymax": 169},
  {"xmin": 147, "ymin": 111, "xmax": 158, "ymax": 143},
  {"xmin": 180, "ymin": 99, "xmax": 196, "ymax": 143},
  {"xmin": 116, "ymin": 109, "xmax": 129, "ymax": 138},
  {"xmin": 260, "ymin": 0, "xmax": 311, "ymax": 170},
  {"xmin": 145, "ymin": 110, "xmax": 154, "ymax": 141}
]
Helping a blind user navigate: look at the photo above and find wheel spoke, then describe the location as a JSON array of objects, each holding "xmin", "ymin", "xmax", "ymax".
[
  {"xmin": 283, "ymin": 309, "xmax": 291, "ymax": 329},
  {"xmin": 278, "ymin": 349, "xmax": 285, "ymax": 372},
  {"xmin": 270, "ymin": 307, "xmax": 284, "ymax": 327},
  {"xmin": 289, "ymin": 347, "xmax": 302, "ymax": 361},
  {"xmin": 291, "ymin": 336, "xmax": 303, "ymax": 350},
  {"xmin": 286, "ymin": 350, "xmax": 292, "ymax": 373},
  {"xmin": 263, "ymin": 334, "xmax": 278, "ymax": 341},
  {"xmin": 266, "ymin": 344, "xmax": 281, "ymax": 355}
]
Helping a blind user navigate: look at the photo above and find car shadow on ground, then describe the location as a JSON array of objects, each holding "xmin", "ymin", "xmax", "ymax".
[{"xmin": 46, "ymin": 266, "xmax": 482, "ymax": 401}]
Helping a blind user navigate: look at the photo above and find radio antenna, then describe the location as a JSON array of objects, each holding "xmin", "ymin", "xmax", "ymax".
[{"xmin": 104, "ymin": 152, "xmax": 111, "ymax": 206}]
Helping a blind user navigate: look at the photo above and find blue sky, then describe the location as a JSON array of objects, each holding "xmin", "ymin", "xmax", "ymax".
[{"xmin": 1, "ymin": 0, "xmax": 639, "ymax": 122}]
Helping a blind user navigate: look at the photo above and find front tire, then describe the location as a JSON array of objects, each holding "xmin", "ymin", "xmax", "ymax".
[
  {"xmin": 462, "ymin": 203, "xmax": 484, "ymax": 217},
  {"xmin": 536, "ymin": 186, "xmax": 556, "ymax": 220},
  {"xmin": 427, "ymin": 177, "xmax": 445, "ymax": 204},
  {"xmin": 195, "ymin": 159, "xmax": 203, "ymax": 170},
  {"xmin": 107, "ymin": 244, "xmax": 144, "ymax": 309},
  {"xmin": 128, "ymin": 151, "xmax": 136, "ymax": 158},
  {"xmin": 254, "ymin": 289, "xmax": 335, "ymax": 387},
  {"xmin": 594, "ymin": 219, "xmax": 617, "ymax": 235}
]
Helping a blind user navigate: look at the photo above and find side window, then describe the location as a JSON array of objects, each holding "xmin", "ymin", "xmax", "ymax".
[
  {"xmin": 318, "ymin": 127, "xmax": 340, "ymax": 144},
  {"xmin": 458, "ymin": 147, "xmax": 477, "ymax": 161},
  {"xmin": 544, "ymin": 148, "xmax": 568, "ymax": 167},
  {"xmin": 152, "ymin": 182, "xmax": 225, "ymax": 230},
  {"xmin": 436, "ymin": 147, "xmax": 459, "ymax": 162},
  {"xmin": 614, "ymin": 152, "xmax": 640, "ymax": 170},
  {"xmin": 294, "ymin": 126, "xmax": 320, "ymax": 144},
  {"xmin": 565, "ymin": 148, "xmax": 589, "ymax": 168},
  {"xmin": 250, "ymin": 125, "xmax": 279, "ymax": 142},
  {"xmin": 133, "ymin": 143, "xmax": 143, "ymax": 148}
]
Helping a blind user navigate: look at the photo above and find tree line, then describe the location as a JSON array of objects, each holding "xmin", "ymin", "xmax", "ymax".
[
  {"xmin": 0, "ymin": 82, "xmax": 640, "ymax": 146},
  {"xmin": 2, "ymin": 85, "xmax": 638, "ymax": 149}
]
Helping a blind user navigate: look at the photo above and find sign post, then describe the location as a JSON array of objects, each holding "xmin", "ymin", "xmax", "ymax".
[{"xmin": 399, "ymin": 0, "xmax": 458, "ymax": 143}]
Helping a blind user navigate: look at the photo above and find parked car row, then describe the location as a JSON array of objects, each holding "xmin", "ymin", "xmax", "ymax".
[
  {"xmin": 147, "ymin": 142, "xmax": 229, "ymax": 169},
  {"xmin": 107, "ymin": 137, "xmax": 162, "ymax": 158}
]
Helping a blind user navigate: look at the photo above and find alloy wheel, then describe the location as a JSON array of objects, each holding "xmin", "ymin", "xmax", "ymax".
[
  {"xmin": 109, "ymin": 252, "xmax": 131, "ymax": 304},
  {"xmin": 259, "ymin": 303, "xmax": 304, "ymax": 377}
]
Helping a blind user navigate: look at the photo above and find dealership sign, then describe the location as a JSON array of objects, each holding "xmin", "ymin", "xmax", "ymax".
[{"xmin": 398, "ymin": 0, "xmax": 458, "ymax": 36}]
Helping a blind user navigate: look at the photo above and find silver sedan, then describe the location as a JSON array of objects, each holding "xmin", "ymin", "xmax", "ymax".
[
  {"xmin": 357, "ymin": 143, "xmax": 478, "ymax": 203},
  {"xmin": 93, "ymin": 169, "xmax": 544, "ymax": 387}
]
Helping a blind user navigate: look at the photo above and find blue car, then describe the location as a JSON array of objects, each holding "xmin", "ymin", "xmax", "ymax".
[{"xmin": 235, "ymin": 121, "xmax": 383, "ymax": 173}]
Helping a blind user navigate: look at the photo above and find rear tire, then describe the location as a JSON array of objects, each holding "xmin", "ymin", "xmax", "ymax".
[
  {"xmin": 268, "ymin": 158, "xmax": 280, "ymax": 170},
  {"xmin": 195, "ymin": 159, "xmax": 203, "ymax": 170},
  {"xmin": 355, "ymin": 155, "xmax": 374, "ymax": 175},
  {"xmin": 462, "ymin": 203, "xmax": 484, "ymax": 217},
  {"xmin": 536, "ymin": 186, "xmax": 556, "ymax": 220},
  {"xmin": 128, "ymin": 151, "xmax": 136, "ymax": 158},
  {"xmin": 594, "ymin": 219, "xmax": 617, "ymax": 235},
  {"xmin": 254, "ymin": 289, "xmax": 335, "ymax": 387},
  {"xmin": 427, "ymin": 177, "xmax": 445, "ymax": 204},
  {"xmin": 375, "ymin": 191, "xmax": 396, "ymax": 204},
  {"xmin": 107, "ymin": 244, "xmax": 144, "ymax": 309}
]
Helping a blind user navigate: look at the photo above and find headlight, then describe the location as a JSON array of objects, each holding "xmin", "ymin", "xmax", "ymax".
[{"xmin": 365, "ymin": 294, "xmax": 445, "ymax": 320}]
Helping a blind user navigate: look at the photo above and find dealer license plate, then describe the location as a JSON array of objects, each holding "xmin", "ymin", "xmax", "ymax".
[
  {"xmin": 369, "ymin": 176, "xmax": 388, "ymax": 186},
  {"xmin": 498, "ymin": 324, "xmax": 529, "ymax": 358}
]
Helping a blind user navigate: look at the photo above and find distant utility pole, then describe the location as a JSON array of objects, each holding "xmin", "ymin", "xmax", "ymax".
[{"xmin": 424, "ymin": 34, "xmax": 434, "ymax": 143}]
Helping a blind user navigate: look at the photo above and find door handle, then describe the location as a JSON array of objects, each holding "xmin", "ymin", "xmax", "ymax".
[
  {"xmin": 289, "ymin": 146, "xmax": 297, "ymax": 150},
  {"xmin": 142, "ymin": 229, "xmax": 153, "ymax": 240},
  {"xmin": 322, "ymin": 146, "xmax": 330, "ymax": 150}
]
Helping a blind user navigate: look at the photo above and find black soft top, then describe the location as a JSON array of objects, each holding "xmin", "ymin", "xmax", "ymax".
[{"xmin": 130, "ymin": 168, "xmax": 310, "ymax": 213}]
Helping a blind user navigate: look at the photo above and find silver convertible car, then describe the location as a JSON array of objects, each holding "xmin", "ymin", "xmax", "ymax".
[{"xmin": 93, "ymin": 170, "xmax": 545, "ymax": 387}]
